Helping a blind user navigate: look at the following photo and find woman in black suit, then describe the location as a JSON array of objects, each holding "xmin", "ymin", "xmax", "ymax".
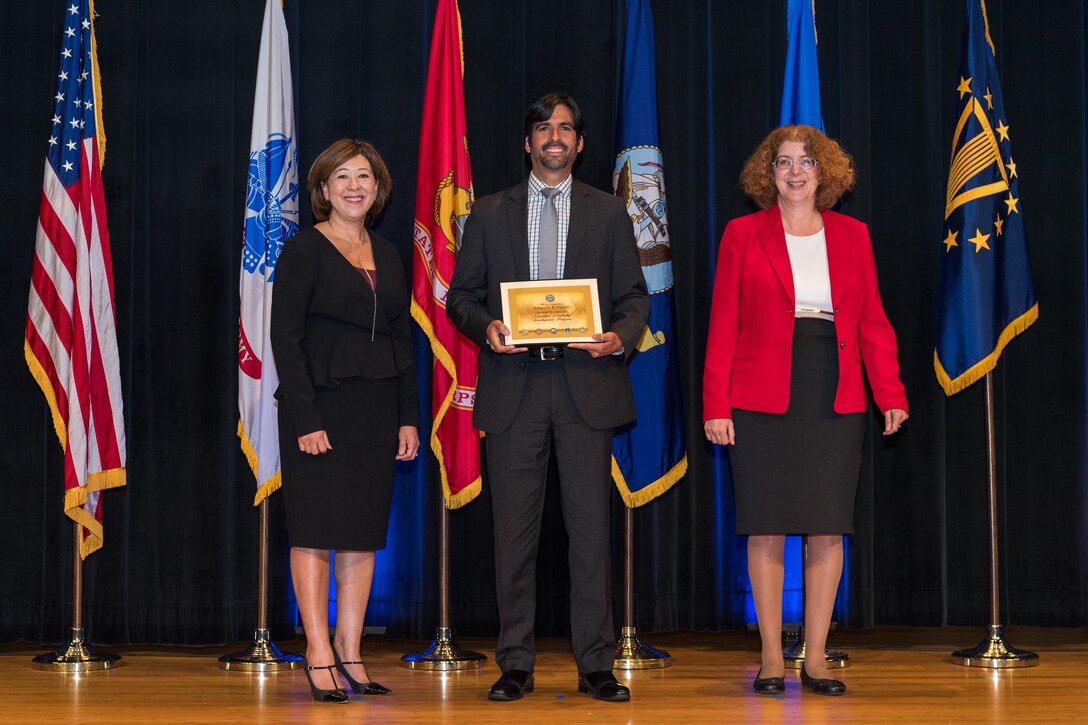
[{"xmin": 271, "ymin": 139, "xmax": 419, "ymax": 703}]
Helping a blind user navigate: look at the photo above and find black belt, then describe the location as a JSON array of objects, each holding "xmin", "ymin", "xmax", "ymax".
[{"xmin": 529, "ymin": 345, "xmax": 564, "ymax": 361}]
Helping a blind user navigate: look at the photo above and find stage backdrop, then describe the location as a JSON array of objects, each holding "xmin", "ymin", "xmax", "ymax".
[{"xmin": 1, "ymin": 0, "xmax": 1085, "ymax": 644}]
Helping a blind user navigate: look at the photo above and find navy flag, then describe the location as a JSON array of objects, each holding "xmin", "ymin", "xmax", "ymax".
[
  {"xmin": 611, "ymin": 0, "xmax": 686, "ymax": 507},
  {"xmin": 935, "ymin": 0, "xmax": 1037, "ymax": 395}
]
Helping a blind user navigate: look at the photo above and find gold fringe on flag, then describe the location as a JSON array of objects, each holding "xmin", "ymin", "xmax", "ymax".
[
  {"xmin": 89, "ymin": 0, "xmax": 106, "ymax": 166},
  {"xmin": 935, "ymin": 301, "xmax": 1038, "ymax": 396},
  {"xmin": 612, "ymin": 454, "xmax": 688, "ymax": 509},
  {"xmin": 410, "ymin": 298, "xmax": 483, "ymax": 509},
  {"xmin": 238, "ymin": 420, "xmax": 283, "ymax": 505}
]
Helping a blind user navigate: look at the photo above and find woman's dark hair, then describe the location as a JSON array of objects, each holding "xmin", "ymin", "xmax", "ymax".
[{"xmin": 307, "ymin": 139, "xmax": 392, "ymax": 223}]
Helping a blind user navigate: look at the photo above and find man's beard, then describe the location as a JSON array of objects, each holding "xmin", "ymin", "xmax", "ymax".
[{"xmin": 532, "ymin": 142, "xmax": 575, "ymax": 171}]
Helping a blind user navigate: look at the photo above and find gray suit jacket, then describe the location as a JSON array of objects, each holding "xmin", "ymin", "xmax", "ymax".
[{"xmin": 446, "ymin": 178, "xmax": 650, "ymax": 434}]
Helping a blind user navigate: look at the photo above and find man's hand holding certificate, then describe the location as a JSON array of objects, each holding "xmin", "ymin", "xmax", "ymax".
[{"xmin": 499, "ymin": 278, "xmax": 604, "ymax": 346}]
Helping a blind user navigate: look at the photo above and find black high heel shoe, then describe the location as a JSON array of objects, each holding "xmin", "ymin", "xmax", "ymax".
[
  {"xmin": 303, "ymin": 663, "xmax": 349, "ymax": 703},
  {"xmin": 800, "ymin": 664, "xmax": 846, "ymax": 696},
  {"xmin": 333, "ymin": 647, "xmax": 392, "ymax": 696},
  {"xmin": 753, "ymin": 668, "xmax": 786, "ymax": 694}
]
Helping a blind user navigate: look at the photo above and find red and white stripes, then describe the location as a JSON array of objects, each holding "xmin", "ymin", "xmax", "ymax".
[{"xmin": 26, "ymin": 136, "xmax": 126, "ymax": 559}]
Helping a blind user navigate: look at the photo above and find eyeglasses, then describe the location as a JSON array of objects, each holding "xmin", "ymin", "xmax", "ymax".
[{"xmin": 772, "ymin": 156, "xmax": 819, "ymax": 171}]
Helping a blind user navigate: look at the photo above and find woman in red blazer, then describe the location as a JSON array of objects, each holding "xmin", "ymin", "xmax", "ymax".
[{"xmin": 703, "ymin": 126, "xmax": 908, "ymax": 696}]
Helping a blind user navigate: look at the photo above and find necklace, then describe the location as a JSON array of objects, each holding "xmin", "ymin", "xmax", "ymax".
[
  {"xmin": 320, "ymin": 222, "xmax": 377, "ymax": 341},
  {"xmin": 322, "ymin": 222, "xmax": 371, "ymax": 267},
  {"xmin": 349, "ymin": 238, "xmax": 370, "ymax": 267},
  {"xmin": 346, "ymin": 233, "xmax": 371, "ymax": 268}
]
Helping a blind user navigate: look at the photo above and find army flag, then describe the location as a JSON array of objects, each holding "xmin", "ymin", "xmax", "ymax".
[
  {"xmin": 238, "ymin": 0, "xmax": 299, "ymax": 504},
  {"xmin": 935, "ymin": 0, "xmax": 1037, "ymax": 394},
  {"xmin": 611, "ymin": 0, "xmax": 687, "ymax": 507},
  {"xmin": 780, "ymin": 0, "xmax": 825, "ymax": 131},
  {"xmin": 25, "ymin": 0, "xmax": 127, "ymax": 558},
  {"xmin": 410, "ymin": 0, "xmax": 481, "ymax": 508}
]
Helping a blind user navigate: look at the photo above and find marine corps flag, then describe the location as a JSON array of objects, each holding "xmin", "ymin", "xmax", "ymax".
[
  {"xmin": 25, "ymin": 0, "xmax": 127, "ymax": 558},
  {"xmin": 611, "ymin": 0, "xmax": 686, "ymax": 507},
  {"xmin": 411, "ymin": 0, "xmax": 481, "ymax": 508},
  {"xmin": 935, "ymin": 0, "xmax": 1037, "ymax": 395}
]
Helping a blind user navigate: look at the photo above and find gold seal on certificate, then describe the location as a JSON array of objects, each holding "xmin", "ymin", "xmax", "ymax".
[{"xmin": 500, "ymin": 278, "xmax": 603, "ymax": 346}]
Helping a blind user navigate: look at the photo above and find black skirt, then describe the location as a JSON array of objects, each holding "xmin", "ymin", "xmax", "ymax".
[
  {"xmin": 279, "ymin": 376, "xmax": 399, "ymax": 551},
  {"xmin": 728, "ymin": 318, "xmax": 865, "ymax": 535}
]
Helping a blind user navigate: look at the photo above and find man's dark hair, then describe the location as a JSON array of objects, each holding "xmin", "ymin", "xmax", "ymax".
[{"xmin": 523, "ymin": 92, "xmax": 585, "ymax": 141}]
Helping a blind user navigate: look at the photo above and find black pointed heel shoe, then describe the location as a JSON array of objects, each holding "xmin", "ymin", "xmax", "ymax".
[
  {"xmin": 800, "ymin": 664, "xmax": 846, "ymax": 696},
  {"xmin": 753, "ymin": 668, "xmax": 786, "ymax": 694},
  {"xmin": 303, "ymin": 663, "xmax": 349, "ymax": 703},
  {"xmin": 333, "ymin": 647, "xmax": 392, "ymax": 696}
]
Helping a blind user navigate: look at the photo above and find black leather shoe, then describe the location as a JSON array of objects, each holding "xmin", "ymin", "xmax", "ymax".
[
  {"xmin": 488, "ymin": 669, "xmax": 534, "ymax": 701},
  {"xmin": 578, "ymin": 670, "xmax": 631, "ymax": 702},
  {"xmin": 753, "ymin": 669, "xmax": 786, "ymax": 694},
  {"xmin": 332, "ymin": 647, "xmax": 392, "ymax": 696},
  {"xmin": 800, "ymin": 664, "xmax": 846, "ymax": 696},
  {"xmin": 302, "ymin": 663, "xmax": 349, "ymax": 704},
  {"xmin": 360, "ymin": 681, "xmax": 392, "ymax": 696}
]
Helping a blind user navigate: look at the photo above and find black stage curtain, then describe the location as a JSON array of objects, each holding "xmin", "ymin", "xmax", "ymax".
[{"xmin": 1, "ymin": 1, "xmax": 1085, "ymax": 645}]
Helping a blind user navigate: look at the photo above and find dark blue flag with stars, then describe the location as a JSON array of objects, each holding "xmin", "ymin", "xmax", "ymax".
[{"xmin": 935, "ymin": 0, "xmax": 1038, "ymax": 395}]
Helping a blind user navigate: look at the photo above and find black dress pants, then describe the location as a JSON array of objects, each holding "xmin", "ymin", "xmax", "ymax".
[{"xmin": 484, "ymin": 357, "xmax": 615, "ymax": 673}]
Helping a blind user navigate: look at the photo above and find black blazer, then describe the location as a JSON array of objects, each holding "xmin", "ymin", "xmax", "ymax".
[
  {"xmin": 270, "ymin": 226, "xmax": 419, "ymax": 437},
  {"xmin": 446, "ymin": 178, "xmax": 650, "ymax": 433}
]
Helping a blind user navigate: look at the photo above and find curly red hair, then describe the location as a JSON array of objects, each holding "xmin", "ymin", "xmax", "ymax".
[{"xmin": 739, "ymin": 125, "xmax": 855, "ymax": 210}]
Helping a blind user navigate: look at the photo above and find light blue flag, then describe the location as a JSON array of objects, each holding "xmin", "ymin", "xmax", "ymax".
[
  {"xmin": 611, "ymin": 0, "xmax": 687, "ymax": 507},
  {"xmin": 780, "ymin": 0, "xmax": 825, "ymax": 131}
]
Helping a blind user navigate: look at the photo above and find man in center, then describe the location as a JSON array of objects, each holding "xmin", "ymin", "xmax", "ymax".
[{"xmin": 447, "ymin": 93, "xmax": 649, "ymax": 702}]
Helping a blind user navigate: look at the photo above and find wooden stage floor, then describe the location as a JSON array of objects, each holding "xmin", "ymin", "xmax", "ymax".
[{"xmin": 3, "ymin": 627, "xmax": 1086, "ymax": 723}]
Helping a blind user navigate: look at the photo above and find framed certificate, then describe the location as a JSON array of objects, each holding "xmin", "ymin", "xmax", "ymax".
[{"xmin": 500, "ymin": 278, "xmax": 604, "ymax": 346}]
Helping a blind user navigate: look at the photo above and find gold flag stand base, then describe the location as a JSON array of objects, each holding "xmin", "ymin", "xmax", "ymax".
[
  {"xmin": 948, "ymin": 380, "xmax": 1039, "ymax": 670},
  {"xmin": 613, "ymin": 509, "xmax": 671, "ymax": 670},
  {"xmin": 783, "ymin": 628, "xmax": 850, "ymax": 670},
  {"xmin": 218, "ymin": 629, "xmax": 304, "ymax": 672},
  {"xmin": 951, "ymin": 625, "xmax": 1039, "ymax": 668},
  {"xmin": 400, "ymin": 626, "xmax": 486, "ymax": 671},
  {"xmin": 32, "ymin": 628, "xmax": 120, "ymax": 672},
  {"xmin": 614, "ymin": 626, "xmax": 671, "ymax": 670},
  {"xmin": 33, "ymin": 525, "xmax": 119, "ymax": 672}
]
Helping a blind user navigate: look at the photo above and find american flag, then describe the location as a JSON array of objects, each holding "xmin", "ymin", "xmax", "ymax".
[{"xmin": 24, "ymin": 0, "xmax": 127, "ymax": 559}]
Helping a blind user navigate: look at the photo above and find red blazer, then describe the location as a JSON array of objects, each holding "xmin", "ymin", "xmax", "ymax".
[{"xmin": 703, "ymin": 206, "xmax": 908, "ymax": 421}]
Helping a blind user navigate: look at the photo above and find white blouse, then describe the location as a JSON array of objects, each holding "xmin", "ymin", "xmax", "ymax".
[{"xmin": 785, "ymin": 229, "xmax": 833, "ymax": 320}]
